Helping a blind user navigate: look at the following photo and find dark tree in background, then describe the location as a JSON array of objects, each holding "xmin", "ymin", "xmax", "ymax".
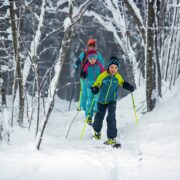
[
  {"xmin": 9, "ymin": 0, "xmax": 25, "ymax": 124},
  {"xmin": 146, "ymin": 0, "xmax": 156, "ymax": 111}
]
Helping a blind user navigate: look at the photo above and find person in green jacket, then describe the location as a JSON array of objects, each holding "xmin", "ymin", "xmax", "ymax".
[{"xmin": 91, "ymin": 57, "xmax": 134, "ymax": 146}]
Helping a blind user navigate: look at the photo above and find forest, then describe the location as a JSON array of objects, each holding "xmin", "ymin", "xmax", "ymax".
[{"xmin": 0, "ymin": 0, "xmax": 179, "ymax": 149}]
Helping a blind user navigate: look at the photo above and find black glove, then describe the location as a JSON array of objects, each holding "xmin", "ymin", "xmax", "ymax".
[
  {"xmin": 123, "ymin": 81, "xmax": 134, "ymax": 92},
  {"xmin": 91, "ymin": 86, "xmax": 99, "ymax": 94},
  {"xmin": 80, "ymin": 71, "xmax": 87, "ymax": 79}
]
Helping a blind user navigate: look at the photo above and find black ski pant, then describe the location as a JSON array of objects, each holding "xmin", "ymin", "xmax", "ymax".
[{"xmin": 93, "ymin": 101, "xmax": 117, "ymax": 139}]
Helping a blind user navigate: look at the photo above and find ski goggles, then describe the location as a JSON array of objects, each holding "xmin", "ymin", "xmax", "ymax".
[{"xmin": 88, "ymin": 54, "xmax": 98, "ymax": 60}]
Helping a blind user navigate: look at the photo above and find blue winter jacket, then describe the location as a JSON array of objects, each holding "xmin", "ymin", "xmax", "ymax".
[
  {"xmin": 92, "ymin": 71, "xmax": 124, "ymax": 103},
  {"xmin": 83, "ymin": 61, "xmax": 104, "ymax": 88}
]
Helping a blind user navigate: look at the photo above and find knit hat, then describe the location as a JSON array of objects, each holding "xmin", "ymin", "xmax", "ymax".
[
  {"xmin": 107, "ymin": 57, "xmax": 120, "ymax": 69},
  {"xmin": 87, "ymin": 38, "xmax": 96, "ymax": 47},
  {"xmin": 87, "ymin": 50, "xmax": 98, "ymax": 60}
]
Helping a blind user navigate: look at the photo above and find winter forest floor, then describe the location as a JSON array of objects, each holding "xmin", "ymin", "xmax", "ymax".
[{"xmin": 0, "ymin": 78, "xmax": 180, "ymax": 180}]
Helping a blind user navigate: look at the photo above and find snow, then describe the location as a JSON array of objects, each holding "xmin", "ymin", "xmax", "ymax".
[
  {"xmin": 22, "ymin": 0, "xmax": 47, "ymax": 86},
  {"xmin": 127, "ymin": 0, "xmax": 144, "ymax": 28},
  {"xmin": 0, "ymin": 65, "xmax": 13, "ymax": 72},
  {"xmin": 1, "ymin": 0, "xmax": 9, "ymax": 6},
  {"xmin": 1, "ymin": 0, "xmax": 180, "ymax": 178},
  {"xmin": 1, "ymin": 76, "xmax": 180, "ymax": 180},
  {"xmin": 86, "ymin": 4, "xmax": 139, "ymax": 85},
  {"xmin": 64, "ymin": 17, "xmax": 71, "ymax": 31}
]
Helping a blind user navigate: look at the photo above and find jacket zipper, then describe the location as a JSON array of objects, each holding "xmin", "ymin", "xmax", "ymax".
[{"xmin": 105, "ymin": 76, "xmax": 113, "ymax": 102}]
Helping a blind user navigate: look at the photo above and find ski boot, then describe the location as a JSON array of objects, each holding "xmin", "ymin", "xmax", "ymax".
[
  {"xmin": 77, "ymin": 107, "xmax": 81, "ymax": 111},
  {"xmin": 86, "ymin": 117, "xmax": 93, "ymax": 125},
  {"xmin": 104, "ymin": 138, "xmax": 121, "ymax": 148},
  {"xmin": 93, "ymin": 131, "xmax": 101, "ymax": 140}
]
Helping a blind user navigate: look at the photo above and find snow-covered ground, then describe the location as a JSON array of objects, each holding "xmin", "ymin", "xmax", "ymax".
[{"xmin": 0, "ymin": 78, "xmax": 180, "ymax": 180}]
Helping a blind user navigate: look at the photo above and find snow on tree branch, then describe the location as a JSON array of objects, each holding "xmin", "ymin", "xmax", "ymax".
[
  {"xmin": 36, "ymin": 0, "xmax": 91, "ymax": 150},
  {"xmin": 23, "ymin": 0, "xmax": 47, "ymax": 86},
  {"xmin": 124, "ymin": 0, "xmax": 146, "ymax": 42}
]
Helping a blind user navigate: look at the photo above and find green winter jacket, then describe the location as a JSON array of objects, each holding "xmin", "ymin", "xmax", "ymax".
[{"xmin": 92, "ymin": 71, "xmax": 124, "ymax": 103}]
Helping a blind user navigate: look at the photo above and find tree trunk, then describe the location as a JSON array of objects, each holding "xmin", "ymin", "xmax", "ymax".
[
  {"xmin": 146, "ymin": 0, "xmax": 156, "ymax": 111},
  {"xmin": 9, "ymin": 0, "xmax": 24, "ymax": 125},
  {"xmin": 36, "ymin": 26, "xmax": 73, "ymax": 150},
  {"xmin": 170, "ymin": 22, "xmax": 180, "ymax": 88},
  {"xmin": 164, "ymin": 0, "xmax": 178, "ymax": 81},
  {"xmin": 173, "ymin": 47, "xmax": 180, "ymax": 85},
  {"xmin": 154, "ymin": 0, "xmax": 162, "ymax": 97},
  {"xmin": 36, "ymin": 0, "xmax": 91, "ymax": 149}
]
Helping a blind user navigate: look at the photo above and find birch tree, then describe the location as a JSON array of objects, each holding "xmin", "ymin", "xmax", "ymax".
[
  {"xmin": 36, "ymin": 0, "xmax": 91, "ymax": 150},
  {"xmin": 164, "ymin": 0, "xmax": 179, "ymax": 82},
  {"xmin": 22, "ymin": 0, "xmax": 47, "ymax": 137},
  {"xmin": 9, "ymin": 0, "xmax": 25, "ymax": 125}
]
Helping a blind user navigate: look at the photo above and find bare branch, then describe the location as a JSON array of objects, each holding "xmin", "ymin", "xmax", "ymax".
[{"xmin": 124, "ymin": 0, "xmax": 146, "ymax": 42}]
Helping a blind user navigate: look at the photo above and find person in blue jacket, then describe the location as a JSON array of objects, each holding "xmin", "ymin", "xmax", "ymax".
[
  {"xmin": 74, "ymin": 39, "xmax": 104, "ymax": 112},
  {"xmin": 81, "ymin": 50, "xmax": 104, "ymax": 124},
  {"xmin": 91, "ymin": 57, "xmax": 134, "ymax": 146}
]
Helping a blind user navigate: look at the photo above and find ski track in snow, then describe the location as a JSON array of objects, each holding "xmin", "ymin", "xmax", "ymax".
[{"xmin": 1, "ymin": 80, "xmax": 180, "ymax": 180}]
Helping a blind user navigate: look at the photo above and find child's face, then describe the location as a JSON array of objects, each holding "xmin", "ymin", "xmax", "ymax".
[
  {"xmin": 89, "ymin": 58, "xmax": 97, "ymax": 64},
  {"xmin": 88, "ymin": 45, "xmax": 95, "ymax": 50},
  {"xmin": 109, "ymin": 64, "xmax": 118, "ymax": 75}
]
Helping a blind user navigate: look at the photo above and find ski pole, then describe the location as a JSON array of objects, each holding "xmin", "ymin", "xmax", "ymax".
[
  {"xmin": 79, "ymin": 119, "xmax": 88, "ymax": 140},
  {"xmin": 66, "ymin": 111, "xmax": 80, "ymax": 139},
  {"xmin": 131, "ymin": 92, "xmax": 138, "ymax": 124},
  {"xmin": 68, "ymin": 70, "xmax": 78, "ymax": 111},
  {"xmin": 77, "ymin": 86, "xmax": 82, "ymax": 111},
  {"xmin": 80, "ymin": 96, "xmax": 95, "ymax": 140},
  {"xmin": 68, "ymin": 81, "xmax": 75, "ymax": 111}
]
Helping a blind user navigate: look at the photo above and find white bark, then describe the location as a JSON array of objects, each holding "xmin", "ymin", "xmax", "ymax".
[
  {"xmin": 23, "ymin": 0, "xmax": 47, "ymax": 86},
  {"xmin": 36, "ymin": 0, "xmax": 90, "ymax": 150}
]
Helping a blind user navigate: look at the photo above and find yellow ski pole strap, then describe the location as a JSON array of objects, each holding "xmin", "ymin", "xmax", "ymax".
[
  {"xmin": 88, "ymin": 97, "xmax": 95, "ymax": 115},
  {"xmin": 131, "ymin": 92, "xmax": 138, "ymax": 124},
  {"xmin": 80, "ymin": 121, "xmax": 88, "ymax": 140},
  {"xmin": 80, "ymin": 97, "xmax": 95, "ymax": 140}
]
